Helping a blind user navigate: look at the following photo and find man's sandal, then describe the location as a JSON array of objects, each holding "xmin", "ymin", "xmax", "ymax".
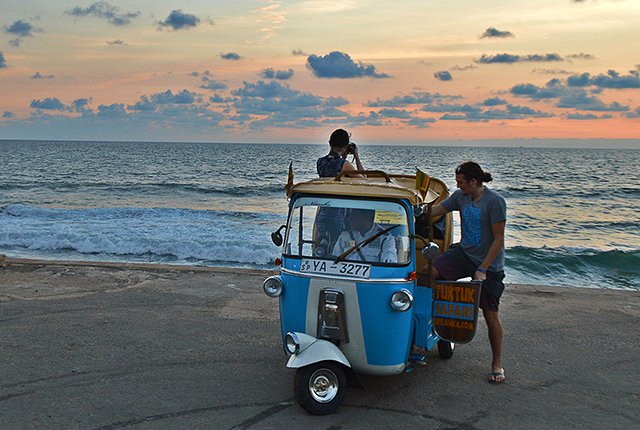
[{"xmin": 488, "ymin": 368, "xmax": 506, "ymax": 383}]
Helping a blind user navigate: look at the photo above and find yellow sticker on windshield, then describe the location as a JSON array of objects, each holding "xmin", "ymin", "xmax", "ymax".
[{"xmin": 374, "ymin": 210, "xmax": 405, "ymax": 224}]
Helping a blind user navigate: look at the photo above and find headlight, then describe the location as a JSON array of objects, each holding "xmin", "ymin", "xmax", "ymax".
[
  {"xmin": 263, "ymin": 276, "xmax": 284, "ymax": 297},
  {"xmin": 285, "ymin": 332, "xmax": 300, "ymax": 354},
  {"xmin": 390, "ymin": 289, "xmax": 413, "ymax": 312}
]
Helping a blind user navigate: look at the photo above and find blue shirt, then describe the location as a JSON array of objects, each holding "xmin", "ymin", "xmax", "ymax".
[
  {"xmin": 441, "ymin": 187, "xmax": 507, "ymax": 271},
  {"xmin": 317, "ymin": 155, "xmax": 346, "ymax": 178}
]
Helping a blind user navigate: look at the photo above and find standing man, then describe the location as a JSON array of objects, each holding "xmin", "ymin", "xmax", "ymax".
[{"xmin": 429, "ymin": 161, "xmax": 507, "ymax": 383}]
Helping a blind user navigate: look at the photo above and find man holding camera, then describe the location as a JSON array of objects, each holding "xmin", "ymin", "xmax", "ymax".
[
  {"xmin": 316, "ymin": 129, "xmax": 366, "ymax": 251},
  {"xmin": 316, "ymin": 128, "xmax": 364, "ymax": 178}
]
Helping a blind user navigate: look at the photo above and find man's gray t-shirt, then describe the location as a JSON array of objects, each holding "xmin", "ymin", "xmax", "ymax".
[{"xmin": 441, "ymin": 187, "xmax": 506, "ymax": 271}]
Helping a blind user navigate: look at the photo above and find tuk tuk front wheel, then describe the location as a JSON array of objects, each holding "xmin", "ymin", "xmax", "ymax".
[
  {"xmin": 438, "ymin": 340, "xmax": 455, "ymax": 359},
  {"xmin": 294, "ymin": 361, "xmax": 347, "ymax": 415}
]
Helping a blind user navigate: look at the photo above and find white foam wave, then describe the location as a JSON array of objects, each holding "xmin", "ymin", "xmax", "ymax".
[{"xmin": 0, "ymin": 204, "xmax": 282, "ymax": 266}]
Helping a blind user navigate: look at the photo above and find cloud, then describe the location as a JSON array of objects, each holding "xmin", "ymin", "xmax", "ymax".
[
  {"xmin": 31, "ymin": 72, "xmax": 55, "ymax": 79},
  {"xmin": 532, "ymin": 68, "xmax": 572, "ymax": 75},
  {"xmin": 228, "ymin": 80, "xmax": 352, "ymax": 129},
  {"xmin": 260, "ymin": 68, "xmax": 294, "ymax": 80},
  {"xmin": 209, "ymin": 94, "xmax": 234, "ymax": 104},
  {"xmin": 124, "ymin": 90, "xmax": 202, "ymax": 111},
  {"xmin": 422, "ymin": 103, "xmax": 482, "ymax": 113},
  {"xmin": 127, "ymin": 95, "xmax": 155, "ymax": 111},
  {"xmin": 72, "ymin": 98, "xmax": 92, "ymax": 113},
  {"xmin": 406, "ymin": 117, "xmax": 436, "ymax": 128},
  {"xmin": 254, "ymin": 0, "xmax": 286, "ymax": 40},
  {"xmin": 232, "ymin": 80, "xmax": 297, "ymax": 99},
  {"xmin": 66, "ymin": 1, "xmax": 140, "ymax": 26},
  {"xmin": 566, "ymin": 113, "xmax": 612, "ymax": 120},
  {"xmin": 107, "ymin": 39, "xmax": 126, "ymax": 46},
  {"xmin": 30, "ymin": 97, "xmax": 66, "ymax": 110},
  {"xmin": 510, "ymin": 81, "xmax": 565, "ymax": 100},
  {"xmin": 97, "ymin": 103, "xmax": 128, "ymax": 118},
  {"xmin": 366, "ymin": 92, "xmax": 461, "ymax": 107},
  {"xmin": 626, "ymin": 107, "xmax": 640, "ymax": 118},
  {"xmin": 483, "ymin": 97, "xmax": 508, "ymax": 106},
  {"xmin": 439, "ymin": 104, "xmax": 553, "ymax": 122},
  {"xmin": 151, "ymin": 89, "xmax": 199, "ymax": 104},
  {"xmin": 306, "ymin": 51, "xmax": 390, "ymax": 79},
  {"xmin": 510, "ymin": 75, "xmax": 633, "ymax": 113},
  {"xmin": 378, "ymin": 108, "xmax": 412, "ymax": 119},
  {"xmin": 199, "ymin": 76, "xmax": 228, "ymax": 90},
  {"xmin": 158, "ymin": 10, "xmax": 200, "ymax": 30},
  {"xmin": 0, "ymin": 52, "xmax": 6, "ymax": 68},
  {"xmin": 4, "ymin": 20, "xmax": 41, "ymax": 37},
  {"xmin": 434, "ymin": 71, "xmax": 453, "ymax": 81},
  {"xmin": 557, "ymin": 93, "xmax": 629, "ymax": 111},
  {"xmin": 567, "ymin": 70, "xmax": 640, "ymax": 89},
  {"xmin": 566, "ymin": 53, "xmax": 595, "ymax": 60},
  {"xmin": 292, "ymin": 49, "xmax": 307, "ymax": 56},
  {"xmin": 480, "ymin": 27, "xmax": 514, "ymax": 39},
  {"xmin": 476, "ymin": 53, "xmax": 563, "ymax": 64},
  {"xmin": 220, "ymin": 52, "xmax": 241, "ymax": 61},
  {"xmin": 451, "ymin": 64, "xmax": 476, "ymax": 71},
  {"xmin": 3, "ymin": 111, "xmax": 15, "ymax": 118}
]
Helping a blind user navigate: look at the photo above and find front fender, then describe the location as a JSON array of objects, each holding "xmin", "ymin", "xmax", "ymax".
[{"xmin": 286, "ymin": 334, "xmax": 351, "ymax": 369}]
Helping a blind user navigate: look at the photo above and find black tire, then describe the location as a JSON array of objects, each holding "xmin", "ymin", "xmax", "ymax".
[
  {"xmin": 293, "ymin": 361, "xmax": 347, "ymax": 415},
  {"xmin": 438, "ymin": 339, "xmax": 455, "ymax": 359}
]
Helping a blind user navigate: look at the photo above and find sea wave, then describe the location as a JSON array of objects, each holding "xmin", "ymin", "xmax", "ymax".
[
  {"xmin": 0, "ymin": 204, "xmax": 281, "ymax": 268},
  {"xmin": 0, "ymin": 182, "xmax": 285, "ymax": 197},
  {"xmin": 505, "ymin": 246, "xmax": 639, "ymax": 290}
]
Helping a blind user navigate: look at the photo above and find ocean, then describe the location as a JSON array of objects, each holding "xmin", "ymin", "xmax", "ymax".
[{"xmin": 1, "ymin": 140, "xmax": 638, "ymax": 291}]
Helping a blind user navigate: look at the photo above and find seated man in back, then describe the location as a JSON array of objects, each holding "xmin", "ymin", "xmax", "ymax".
[{"xmin": 332, "ymin": 208, "xmax": 397, "ymax": 263}]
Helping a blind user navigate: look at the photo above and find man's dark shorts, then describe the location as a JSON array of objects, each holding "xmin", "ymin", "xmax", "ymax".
[{"xmin": 432, "ymin": 244, "xmax": 505, "ymax": 312}]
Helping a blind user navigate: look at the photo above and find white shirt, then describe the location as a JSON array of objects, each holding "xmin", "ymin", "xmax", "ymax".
[{"xmin": 332, "ymin": 224, "xmax": 398, "ymax": 263}]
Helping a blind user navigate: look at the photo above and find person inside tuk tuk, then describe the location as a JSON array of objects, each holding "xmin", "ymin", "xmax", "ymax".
[{"xmin": 331, "ymin": 208, "xmax": 397, "ymax": 263}]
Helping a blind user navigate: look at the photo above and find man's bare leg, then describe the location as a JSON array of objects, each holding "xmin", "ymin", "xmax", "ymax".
[{"xmin": 483, "ymin": 309, "xmax": 505, "ymax": 382}]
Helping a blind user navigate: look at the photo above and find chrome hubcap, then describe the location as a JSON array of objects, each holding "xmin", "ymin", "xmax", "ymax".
[{"xmin": 309, "ymin": 368, "xmax": 339, "ymax": 403}]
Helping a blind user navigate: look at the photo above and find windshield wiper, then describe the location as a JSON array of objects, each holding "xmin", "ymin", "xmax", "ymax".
[{"xmin": 334, "ymin": 224, "xmax": 399, "ymax": 263}]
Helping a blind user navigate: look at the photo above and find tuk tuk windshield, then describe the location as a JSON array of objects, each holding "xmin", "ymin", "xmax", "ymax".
[{"xmin": 285, "ymin": 196, "xmax": 410, "ymax": 265}]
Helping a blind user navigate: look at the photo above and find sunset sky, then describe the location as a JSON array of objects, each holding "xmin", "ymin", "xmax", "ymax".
[{"xmin": 1, "ymin": 0, "xmax": 639, "ymax": 145}]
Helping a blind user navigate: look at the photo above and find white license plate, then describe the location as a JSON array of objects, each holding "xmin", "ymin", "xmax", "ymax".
[{"xmin": 300, "ymin": 259, "xmax": 371, "ymax": 279}]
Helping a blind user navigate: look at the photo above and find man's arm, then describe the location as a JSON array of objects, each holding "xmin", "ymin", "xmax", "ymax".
[
  {"xmin": 380, "ymin": 233, "xmax": 398, "ymax": 263},
  {"xmin": 475, "ymin": 221, "xmax": 505, "ymax": 281},
  {"xmin": 430, "ymin": 203, "xmax": 448, "ymax": 218}
]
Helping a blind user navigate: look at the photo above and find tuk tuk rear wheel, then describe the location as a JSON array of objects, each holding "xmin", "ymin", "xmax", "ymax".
[
  {"xmin": 438, "ymin": 340, "xmax": 455, "ymax": 359},
  {"xmin": 294, "ymin": 361, "xmax": 347, "ymax": 415}
]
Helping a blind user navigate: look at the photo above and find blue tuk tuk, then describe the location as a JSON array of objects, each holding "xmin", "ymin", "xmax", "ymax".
[{"xmin": 264, "ymin": 170, "xmax": 480, "ymax": 414}]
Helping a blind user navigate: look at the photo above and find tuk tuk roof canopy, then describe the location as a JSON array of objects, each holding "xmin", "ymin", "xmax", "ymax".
[{"xmin": 287, "ymin": 171, "xmax": 448, "ymax": 206}]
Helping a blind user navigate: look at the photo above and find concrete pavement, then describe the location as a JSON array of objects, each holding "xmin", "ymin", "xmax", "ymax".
[{"xmin": 1, "ymin": 259, "xmax": 638, "ymax": 429}]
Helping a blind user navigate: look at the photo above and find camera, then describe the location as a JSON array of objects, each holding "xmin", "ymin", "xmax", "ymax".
[{"xmin": 346, "ymin": 142, "xmax": 357, "ymax": 155}]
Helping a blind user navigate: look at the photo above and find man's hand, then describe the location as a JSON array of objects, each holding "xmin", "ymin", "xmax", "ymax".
[{"xmin": 474, "ymin": 270, "xmax": 487, "ymax": 281}]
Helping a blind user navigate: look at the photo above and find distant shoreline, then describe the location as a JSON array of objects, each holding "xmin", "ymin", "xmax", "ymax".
[{"xmin": 1, "ymin": 138, "xmax": 639, "ymax": 149}]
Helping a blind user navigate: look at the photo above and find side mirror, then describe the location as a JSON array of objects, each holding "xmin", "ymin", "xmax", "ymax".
[
  {"xmin": 421, "ymin": 242, "xmax": 440, "ymax": 260},
  {"xmin": 271, "ymin": 225, "xmax": 286, "ymax": 247}
]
